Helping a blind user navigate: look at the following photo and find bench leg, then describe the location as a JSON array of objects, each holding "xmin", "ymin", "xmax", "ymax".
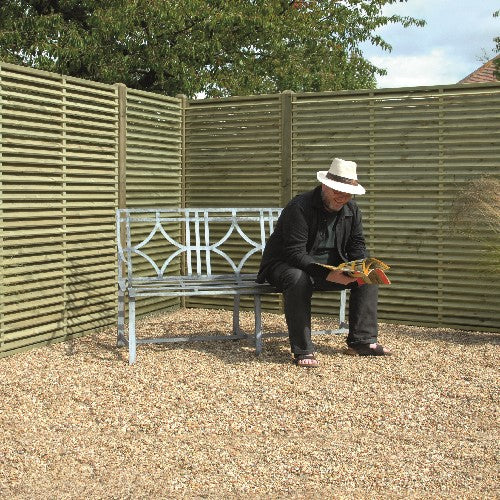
[
  {"xmin": 339, "ymin": 289, "xmax": 348, "ymax": 330},
  {"xmin": 254, "ymin": 294, "xmax": 263, "ymax": 355},
  {"xmin": 117, "ymin": 289, "xmax": 127, "ymax": 348},
  {"xmin": 128, "ymin": 296, "xmax": 137, "ymax": 365},
  {"xmin": 232, "ymin": 294, "xmax": 241, "ymax": 336}
]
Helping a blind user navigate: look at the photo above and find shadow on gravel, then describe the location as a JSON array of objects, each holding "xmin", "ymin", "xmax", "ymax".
[
  {"xmin": 90, "ymin": 310, "xmax": 499, "ymax": 366},
  {"xmin": 102, "ymin": 327, "xmax": 350, "ymax": 366}
]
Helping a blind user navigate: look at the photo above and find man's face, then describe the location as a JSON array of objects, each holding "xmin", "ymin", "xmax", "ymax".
[{"xmin": 321, "ymin": 184, "xmax": 352, "ymax": 212}]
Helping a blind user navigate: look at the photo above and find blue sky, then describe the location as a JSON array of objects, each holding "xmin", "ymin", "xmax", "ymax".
[{"xmin": 359, "ymin": 0, "xmax": 499, "ymax": 88}]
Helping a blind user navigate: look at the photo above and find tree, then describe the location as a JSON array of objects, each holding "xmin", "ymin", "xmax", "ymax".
[{"xmin": 0, "ymin": 0, "xmax": 424, "ymax": 97}]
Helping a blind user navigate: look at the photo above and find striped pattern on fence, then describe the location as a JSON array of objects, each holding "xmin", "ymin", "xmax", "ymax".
[
  {"xmin": 184, "ymin": 94, "xmax": 284, "ymax": 312},
  {"xmin": 1, "ymin": 61, "xmax": 498, "ymax": 359},
  {"xmin": 124, "ymin": 88, "xmax": 183, "ymax": 317},
  {"xmin": 292, "ymin": 85, "xmax": 500, "ymax": 331},
  {"xmin": 184, "ymin": 85, "xmax": 500, "ymax": 332},
  {"xmin": 0, "ymin": 63, "xmax": 118, "ymax": 357}
]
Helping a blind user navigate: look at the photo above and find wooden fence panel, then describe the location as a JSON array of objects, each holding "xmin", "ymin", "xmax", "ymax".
[
  {"xmin": 184, "ymin": 95, "xmax": 282, "ymax": 312},
  {"xmin": 0, "ymin": 63, "xmax": 118, "ymax": 357},
  {"xmin": 292, "ymin": 85, "xmax": 500, "ymax": 331},
  {"xmin": 125, "ymin": 89, "xmax": 183, "ymax": 317},
  {"xmin": 439, "ymin": 87, "xmax": 500, "ymax": 330}
]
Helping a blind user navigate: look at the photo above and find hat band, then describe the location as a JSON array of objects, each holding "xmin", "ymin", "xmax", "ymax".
[{"xmin": 326, "ymin": 172, "xmax": 359, "ymax": 186}]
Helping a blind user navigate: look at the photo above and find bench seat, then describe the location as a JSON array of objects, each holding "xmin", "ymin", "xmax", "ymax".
[{"xmin": 127, "ymin": 274, "xmax": 276, "ymax": 297}]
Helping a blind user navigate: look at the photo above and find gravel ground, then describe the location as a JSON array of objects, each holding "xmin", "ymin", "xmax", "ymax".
[{"xmin": 0, "ymin": 308, "xmax": 498, "ymax": 499}]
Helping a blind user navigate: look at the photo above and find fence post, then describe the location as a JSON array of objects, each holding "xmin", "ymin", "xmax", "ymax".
[
  {"xmin": 117, "ymin": 83, "xmax": 127, "ymax": 210},
  {"xmin": 368, "ymin": 91, "xmax": 375, "ymax": 246},
  {"xmin": 116, "ymin": 83, "xmax": 127, "ymax": 320},
  {"xmin": 280, "ymin": 90, "xmax": 294, "ymax": 206},
  {"xmin": 62, "ymin": 76, "xmax": 68, "ymax": 339},
  {"xmin": 176, "ymin": 94, "xmax": 188, "ymax": 309},
  {"xmin": 279, "ymin": 90, "xmax": 294, "ymax": 315},
  {"xmin": 176, "ymin": 94, "xmax": 188, "ymax": 210}
]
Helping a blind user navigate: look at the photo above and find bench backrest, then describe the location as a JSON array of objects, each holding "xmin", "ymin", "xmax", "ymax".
[{"xmin": 116, "ymin": 208, "xmax": 282, "ymax": 284}]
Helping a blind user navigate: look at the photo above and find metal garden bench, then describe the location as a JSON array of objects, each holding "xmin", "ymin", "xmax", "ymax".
[{"xmin": 116, "ymin": 208, "xmax": 348, "ymax": 364}]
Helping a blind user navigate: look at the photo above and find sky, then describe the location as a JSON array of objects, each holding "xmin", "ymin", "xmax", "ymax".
[{"xmin": 359, "ymin": 0, "xmax": 499, "ymax": 88}]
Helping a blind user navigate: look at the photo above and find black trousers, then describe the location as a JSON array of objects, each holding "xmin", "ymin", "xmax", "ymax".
[{"xmin": 267, "ymin": 262, "xmax": 379, "ymax": 355}]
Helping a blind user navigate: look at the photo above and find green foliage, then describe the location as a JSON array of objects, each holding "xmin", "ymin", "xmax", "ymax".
[{"xmin": 0, "ymin": 0, "xmax": 424, "ymax": 97}]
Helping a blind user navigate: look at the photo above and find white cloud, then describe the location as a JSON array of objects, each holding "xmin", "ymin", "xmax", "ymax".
[
  {"xmin": 360, "ymin": 0, "xmax": 499, "ymax": 88},
  {"xmin": 371, "ymin": 48, "xmax": 472, "ymax": 88}
]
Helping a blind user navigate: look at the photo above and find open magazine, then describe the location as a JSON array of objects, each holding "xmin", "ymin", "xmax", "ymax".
[{"xmin": 315, "ymin": 257, "xmax": 391, "ymax": 285}]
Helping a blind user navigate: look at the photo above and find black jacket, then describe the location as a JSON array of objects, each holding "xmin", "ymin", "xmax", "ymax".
[{"xmin": 257, "ymin": 185, "xmax": 367, "ymax": 283}]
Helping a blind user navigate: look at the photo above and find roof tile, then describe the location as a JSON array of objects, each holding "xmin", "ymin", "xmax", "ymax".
[{"xmin": 458, "ymin": 55, "xmax": 499, "ymax": 83}]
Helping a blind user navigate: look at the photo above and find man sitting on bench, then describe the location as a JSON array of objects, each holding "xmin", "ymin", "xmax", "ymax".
[{"xmin": 256, "ymin": 158, "xmax": 392, "ymax": 367}]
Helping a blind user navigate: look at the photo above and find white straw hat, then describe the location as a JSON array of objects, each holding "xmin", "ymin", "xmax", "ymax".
[{"xmin": 316, "ymin": 158, "xmax": 366, "ymax": 195}]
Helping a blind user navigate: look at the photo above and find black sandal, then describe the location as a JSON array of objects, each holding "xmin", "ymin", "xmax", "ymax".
[
  {"xmin": 293, "ymin": 354, "xmax": 320, "ymax": 367},
  {"xmin": 346, "ymin": 343, "xmax": 392, "ymax": 356}
]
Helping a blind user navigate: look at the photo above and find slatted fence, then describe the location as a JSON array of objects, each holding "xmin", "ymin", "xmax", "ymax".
[
  {"xmin": 124, "ymin": 87, "xmax": 183, "ymax": 316},
  {"xmin": 184, "ymin": 94, "xmax": 283, "ymax": 312},
  {"xmin": 0, "ymin": 63, "xmax": 119, "ymax": 357},
  {"xmin": 0, "ymin": 63, "xmax": 182, "ymax": 357},
  {"xmin": 1, "ymin": 61, "xmax": 498, "ymax": 358},
  {"xmin": 291, "ymin": 86, "xmax": 500, "ymax": 330},
  {"xmin": 185, "ymin": 85, "xmax": 500, "ymax": 331}
]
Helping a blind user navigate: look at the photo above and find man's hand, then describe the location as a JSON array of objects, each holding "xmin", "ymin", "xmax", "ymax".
[{"xmin": 326, "ymin": 269, "xmax": 357, "ymax": 285}]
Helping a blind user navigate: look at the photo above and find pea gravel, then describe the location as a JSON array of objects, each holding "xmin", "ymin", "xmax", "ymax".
[{"xmin": 0, "ymin": 308, "xmax": 498, "ymax": 499}]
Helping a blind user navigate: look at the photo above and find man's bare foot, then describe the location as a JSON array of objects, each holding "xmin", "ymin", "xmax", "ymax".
[
  {"xmin": 346, "ymin": 343, "xmax": 392, "ymax": 356},
  {"xmin": 294, "ymin": 354, "xmax": 320, "ymax": 367},
  {"xmin": 370, "ymin": 343, "xmax": 391, "ymax": 355}
]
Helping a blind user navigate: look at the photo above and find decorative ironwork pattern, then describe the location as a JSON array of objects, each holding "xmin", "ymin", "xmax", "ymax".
[{"xmin": 117, "ymin": 208, "xmax": 282, "ymax": 287}]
